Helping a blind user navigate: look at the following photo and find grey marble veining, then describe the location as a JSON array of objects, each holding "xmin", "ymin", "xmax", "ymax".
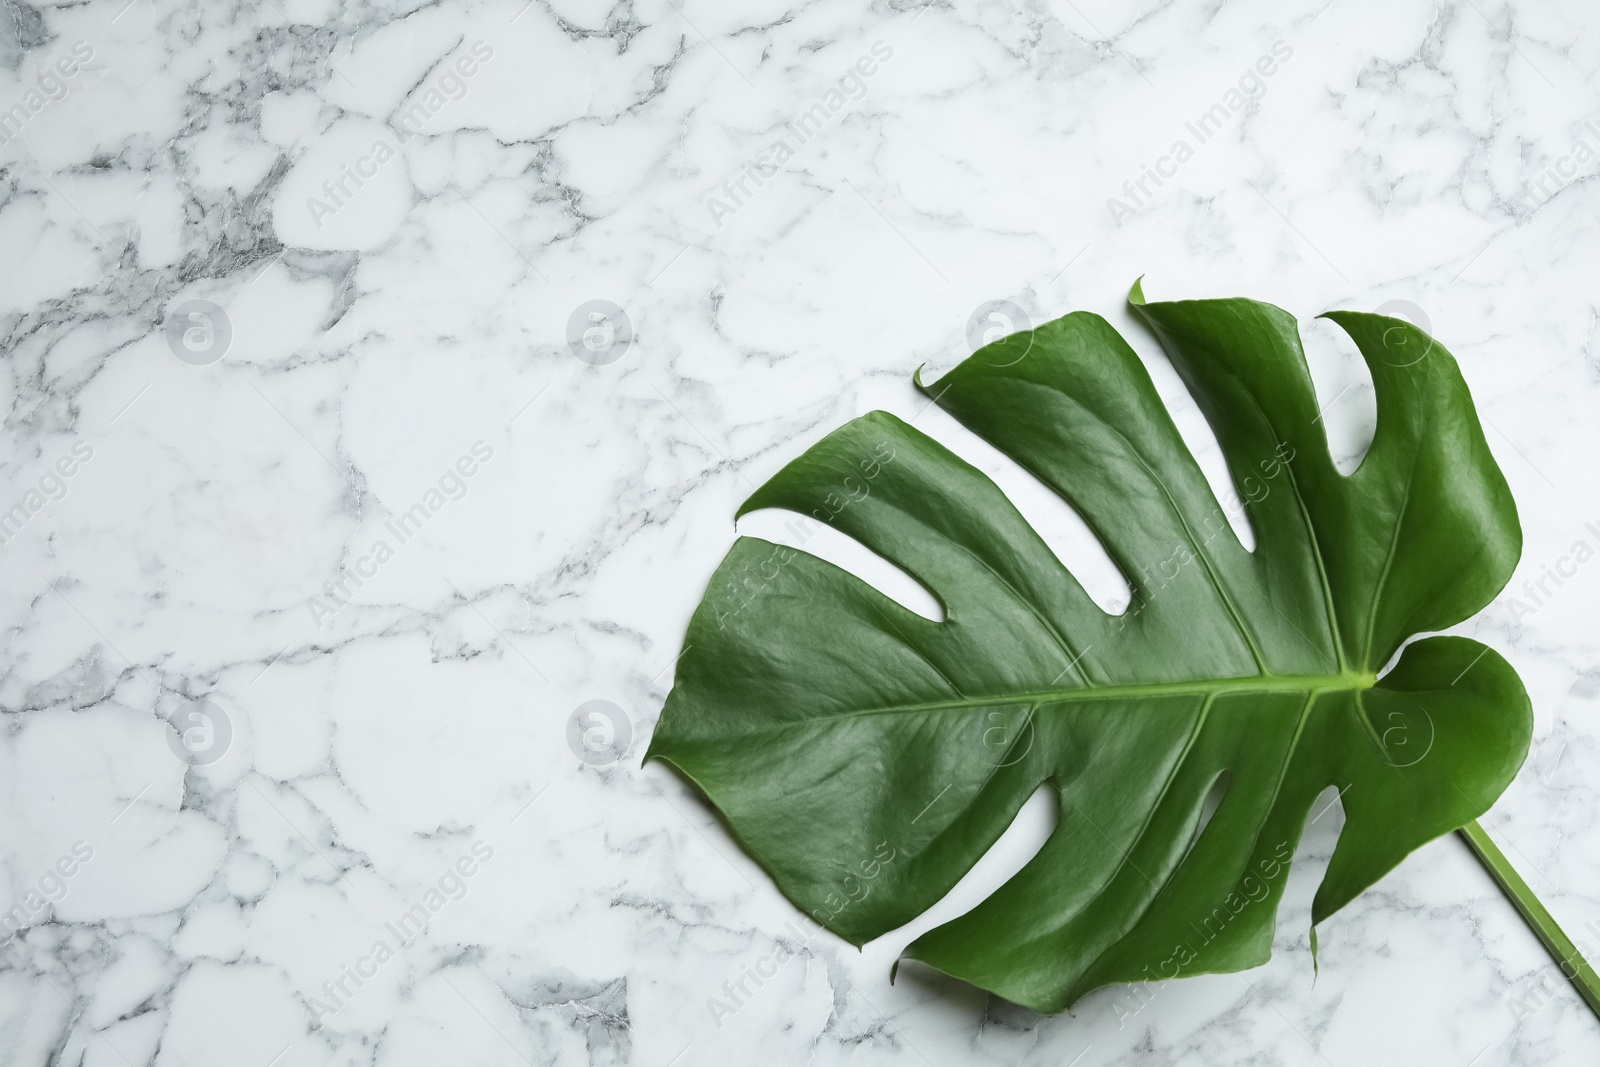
[{"xmin": 1, "ymin": 0, "xmax": 1598, "ymax": 1064}]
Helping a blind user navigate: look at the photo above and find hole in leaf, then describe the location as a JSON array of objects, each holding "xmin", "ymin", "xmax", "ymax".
[
  {"xmin": 1285, "ymin": 785, "xmax": 1348, "ymax": 945},
  {"xmin": 1185, "ymin": 770, "xmax": 1231, "ymax": 860},
  {"xmin": 911, "ymin": 401, "xmax": 1134, "ymax": 614},
  {"xmin": 1302, "ymin": 783, "xmax": 1348, "ymax": 853},
  {"xmin": 1304, "ymin": 317, "xmax": 1377, "ymax": 476},
  {"xmin": 867, "ymin": 781, "xmax": 1057, "ymax": 956},
  {"xmin": 1120, "ymin": 324, "xmax": 1259, "ymax": 553},
  {"xmin": 737, "ymin": 508, "xmax": 945, "ymax": 622}
]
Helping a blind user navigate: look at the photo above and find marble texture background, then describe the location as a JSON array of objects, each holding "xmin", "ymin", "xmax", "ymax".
[{"xmin": 0, "ymin": 0, "xmax": 1598, "ymax": 1063}]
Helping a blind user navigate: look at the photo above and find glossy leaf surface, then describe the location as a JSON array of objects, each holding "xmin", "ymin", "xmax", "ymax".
[{"xmin": 646, "ymin": 284, "xmax": 1531, "ymax": 1013}]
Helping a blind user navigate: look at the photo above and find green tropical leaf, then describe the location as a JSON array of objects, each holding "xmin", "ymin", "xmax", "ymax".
[{"xmin": 646, "ymin": 281, "xmax": 1532, "ymax": 1013}]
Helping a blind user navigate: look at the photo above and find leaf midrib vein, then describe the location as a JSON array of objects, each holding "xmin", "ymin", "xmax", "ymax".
[{"xmin": 787, "ymin": 672, "xmax": 1376, "ymax": 725}]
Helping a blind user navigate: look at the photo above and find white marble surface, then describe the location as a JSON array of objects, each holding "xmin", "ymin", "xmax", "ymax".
[{"xmin": 1, "ymin": 0, "xmax": 1598, "ymax": 1063}]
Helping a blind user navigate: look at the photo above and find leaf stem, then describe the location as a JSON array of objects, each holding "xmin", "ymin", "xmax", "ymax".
[{"xmin": 1458, "ymin": 819, "xmax": 1600, "ymax": 1020}]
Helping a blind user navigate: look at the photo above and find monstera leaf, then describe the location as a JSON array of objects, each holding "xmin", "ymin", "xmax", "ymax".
[{"xmin": 646, "ymin": 282, "xmax": 1533, "ymax": 1013}]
